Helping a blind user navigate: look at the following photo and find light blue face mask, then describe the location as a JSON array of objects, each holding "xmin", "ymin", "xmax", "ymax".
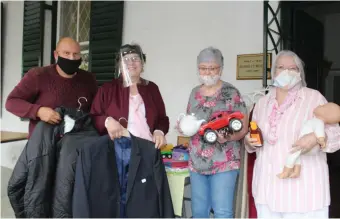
[{"xmin": 273, "ymin": 69, "xmax": 301, "ymax": 89}]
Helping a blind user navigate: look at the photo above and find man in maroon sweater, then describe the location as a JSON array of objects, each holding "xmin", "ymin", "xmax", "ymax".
[{"xmin": 5, "ymin": 37, "xmax": 98, "ymax": 137}]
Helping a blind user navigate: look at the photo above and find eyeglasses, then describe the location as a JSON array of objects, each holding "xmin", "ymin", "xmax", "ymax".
[
  {"xmin": 122, "ymin": 56, "xmax": 142, "ymax": 63},
  {"xmin": 198, "ymin": 67, "xmax": 220, "ymax": 72},
  {"xmin": 275, "ymin": 65, "xmax": 299, "ymax": 73}
]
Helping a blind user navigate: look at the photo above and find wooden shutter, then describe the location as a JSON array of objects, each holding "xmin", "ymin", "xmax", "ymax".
[
  {"xmin": 89, "ymin": 1, "xmax": 124, "ymax": 86},
  {"xmin": 22, "ymin": 1, "xmax": 44, "ymax": 77}
]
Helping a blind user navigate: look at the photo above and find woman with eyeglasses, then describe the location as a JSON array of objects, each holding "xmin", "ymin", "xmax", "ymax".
[
  {"xmin": 180, "ymin": 47, "xmax": 249, "ymax": 218},
  {"xmin": 90, "ymin": 44, "xmax": 169, "ymax": 148},
  {"xmin": 244, "ymin": 50, "xmax": 340, "ymax": 218}
]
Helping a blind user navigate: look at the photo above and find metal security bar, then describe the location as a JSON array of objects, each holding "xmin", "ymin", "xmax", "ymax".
[{"xmin": 263, "ymin": 0, "xmax": 283, "ymax": 88}]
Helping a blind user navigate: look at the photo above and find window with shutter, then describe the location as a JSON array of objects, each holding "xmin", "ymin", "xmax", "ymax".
[
  {"xmin": 21, "ymin": 1, "xmax": 56, "ymax": 121},
  {"xmin": 89, "ymin": 1, "xmax": 124, "ymax": 86},
  {"xmin": 59, "ymin": 0, "xmax": 91, "ymax": 71},
  {"xmin": 22, "ymin": 1, "xmax": 44, "ymax": 77}
]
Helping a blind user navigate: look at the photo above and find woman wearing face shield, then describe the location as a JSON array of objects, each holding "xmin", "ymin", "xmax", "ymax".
[
  {"xmin": 90, "ymin": 44, "xmax": 169, "ymax": 148},
  {"xmin": 244, "ymin": 50, "xmax": 340, "ymax": 218},
  {"xmin": 182, "ymin": 47, "xmax": 249, "ymax": 218}
]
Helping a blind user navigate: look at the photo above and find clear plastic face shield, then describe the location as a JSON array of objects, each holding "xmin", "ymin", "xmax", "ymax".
[{"xmin": 118, "ymin": 48, "xmax": 145, "ymax": 87}]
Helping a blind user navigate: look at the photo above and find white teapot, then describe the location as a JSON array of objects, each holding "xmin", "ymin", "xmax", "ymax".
[{"xmin": 177, "ymin": 113, "xmax": 206, "ymax": 137}]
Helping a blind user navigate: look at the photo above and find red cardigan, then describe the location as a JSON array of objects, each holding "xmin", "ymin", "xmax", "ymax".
[{"xmin": 90, "ymin": 78, "xmax": 169, "ymax": 136}]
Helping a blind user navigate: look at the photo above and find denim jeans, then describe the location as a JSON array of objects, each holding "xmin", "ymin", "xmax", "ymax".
[{"xmin": 190, "ymin": 170, "xmax": 239, "ymax": 218}]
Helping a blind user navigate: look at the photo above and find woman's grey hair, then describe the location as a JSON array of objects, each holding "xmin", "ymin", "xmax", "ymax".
[
  {"xmin": 271, "ymin": 50, "xmax": 307, "ymax": 87},
  {"xmin": 197, "ymin": 47, "xmax": 224, "ymax": 67}
]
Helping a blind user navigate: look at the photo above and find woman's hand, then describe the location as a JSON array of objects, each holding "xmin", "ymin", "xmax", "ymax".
[
  {"xmin": 105, "ymin": 117, "xmax": 125, "ymax": 140},
  {"xmin": 217, "ymin": 131, "xmax": 229, "ymax": 144},
  {"xmin": 153, "ymin": 130, "xmax": 167, "ymax": 149},
  {"xmin": 224, "ymin": 115, "xmax": 249, "ymax": 142},
  {"xmin": 291, "ymin": 132, "xmax": 318, "ymax": 154},
  {"xmin": 244, "ymin": 133, "xmax": 260, "ymax": 149}
]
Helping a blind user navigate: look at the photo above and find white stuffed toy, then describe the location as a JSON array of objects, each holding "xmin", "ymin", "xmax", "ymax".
[{"xmin": 278, "ymin": 102, "xmax": 340, "ymax": 179}]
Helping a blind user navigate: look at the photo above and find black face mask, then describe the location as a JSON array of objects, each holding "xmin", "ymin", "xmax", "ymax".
[{"xmin": 57, "ymin": 56, "xmax": 82, "ymax": 75}]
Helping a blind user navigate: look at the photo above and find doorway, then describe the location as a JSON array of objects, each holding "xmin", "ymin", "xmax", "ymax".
[{"xmin": 281, "ymin": 1, "xmax": 340, "ymax": 217}]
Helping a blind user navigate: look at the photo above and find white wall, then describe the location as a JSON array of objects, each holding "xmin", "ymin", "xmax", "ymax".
[
  {"xmin": 1, "ymin": 1, "xmax": 274, "ymax": 148},
  {"xmin": 1, "ymin": 6, "xmax": 27, "ymax": 215},
  {"xmin": 1, "ymin": 1, "xmax": 27, "ymax": 133},
  {"xmin": 324, "ymin": 13, "xmax": 340, "ymax": 69},
  {"xmin": 123, "ymin": 1, "xmax": 271, "ymax": 144},
  {"xmin": 1, "ymin": 3, "xmax": 25, "ymax": 215}
]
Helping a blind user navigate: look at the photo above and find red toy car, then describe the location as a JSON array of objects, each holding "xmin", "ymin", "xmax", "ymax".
[{"xmin": 198, "ymin": 111, "xmax": 244, "ymax": 144}]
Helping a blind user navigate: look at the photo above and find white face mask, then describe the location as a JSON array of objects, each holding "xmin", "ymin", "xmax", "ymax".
[
  {"xmin": 199, "ymin": 75, "xmax": 220, "ymax": 86},
  {"xmin": 273, "ymin": 69, "xmax": 301, "ymax": 89}
]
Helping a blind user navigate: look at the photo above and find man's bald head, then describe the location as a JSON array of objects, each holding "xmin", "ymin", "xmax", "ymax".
[
  {"xmin": 54, "ymin": 37, "xmax": 81, "ymax": 61},
  {"xmin": 56, "ymin": 37, "xmax": 80, "ymax": 50}
]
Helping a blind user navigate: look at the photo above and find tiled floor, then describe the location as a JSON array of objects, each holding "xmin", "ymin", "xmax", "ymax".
[{"xmin": 1, "ymin": 166, "xmax": 15, "ymax": 218}]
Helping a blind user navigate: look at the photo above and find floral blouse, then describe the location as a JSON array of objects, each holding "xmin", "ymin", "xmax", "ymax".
[{"xmin": 186, "ymin": 81, "xmax": 247, "ymax": 175}]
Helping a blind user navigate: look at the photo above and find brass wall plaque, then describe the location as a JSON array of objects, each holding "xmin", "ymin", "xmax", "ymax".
[{"xmin": 236, "ymin": 53, "xmax": 272, "ymax": 80}]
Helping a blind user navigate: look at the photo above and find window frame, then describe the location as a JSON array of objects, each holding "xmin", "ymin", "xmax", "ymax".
[{"xmin": 56, "ymin": 0, "xmax": 90, "ymax": 71}]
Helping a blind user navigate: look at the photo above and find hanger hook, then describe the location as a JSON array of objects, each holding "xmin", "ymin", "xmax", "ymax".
[{"xmin": 77, "ymin": 97, "xmax": 88, "ymax": 111}]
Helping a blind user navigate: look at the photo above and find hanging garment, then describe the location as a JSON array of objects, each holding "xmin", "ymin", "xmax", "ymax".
[
  {"xmin": 52, "ymin": 129, "xmax": 99, "ymax": 217},
  {"xmin": 114, "ymin": 136, "xmax": 132, "ymax": 218},
  {"xmin": 7, "ymin": 107, "xmax": 99, "ymax": 218},
  {"xmin": 72, "ymin": 134, "xmax": 174, "ymax": 218}
]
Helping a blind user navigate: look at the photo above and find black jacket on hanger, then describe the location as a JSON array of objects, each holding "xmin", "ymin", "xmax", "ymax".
[
  {"xmin": 7, "ymin": 107, "xmax": 99, "ymax": 218},
  {"xmin": 72, "ymin": 135, "xmax": 175, "ymax": 218},
  {"xmin": 52, "ymin": 130, "xmax": 99, "ymax": 217}
]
